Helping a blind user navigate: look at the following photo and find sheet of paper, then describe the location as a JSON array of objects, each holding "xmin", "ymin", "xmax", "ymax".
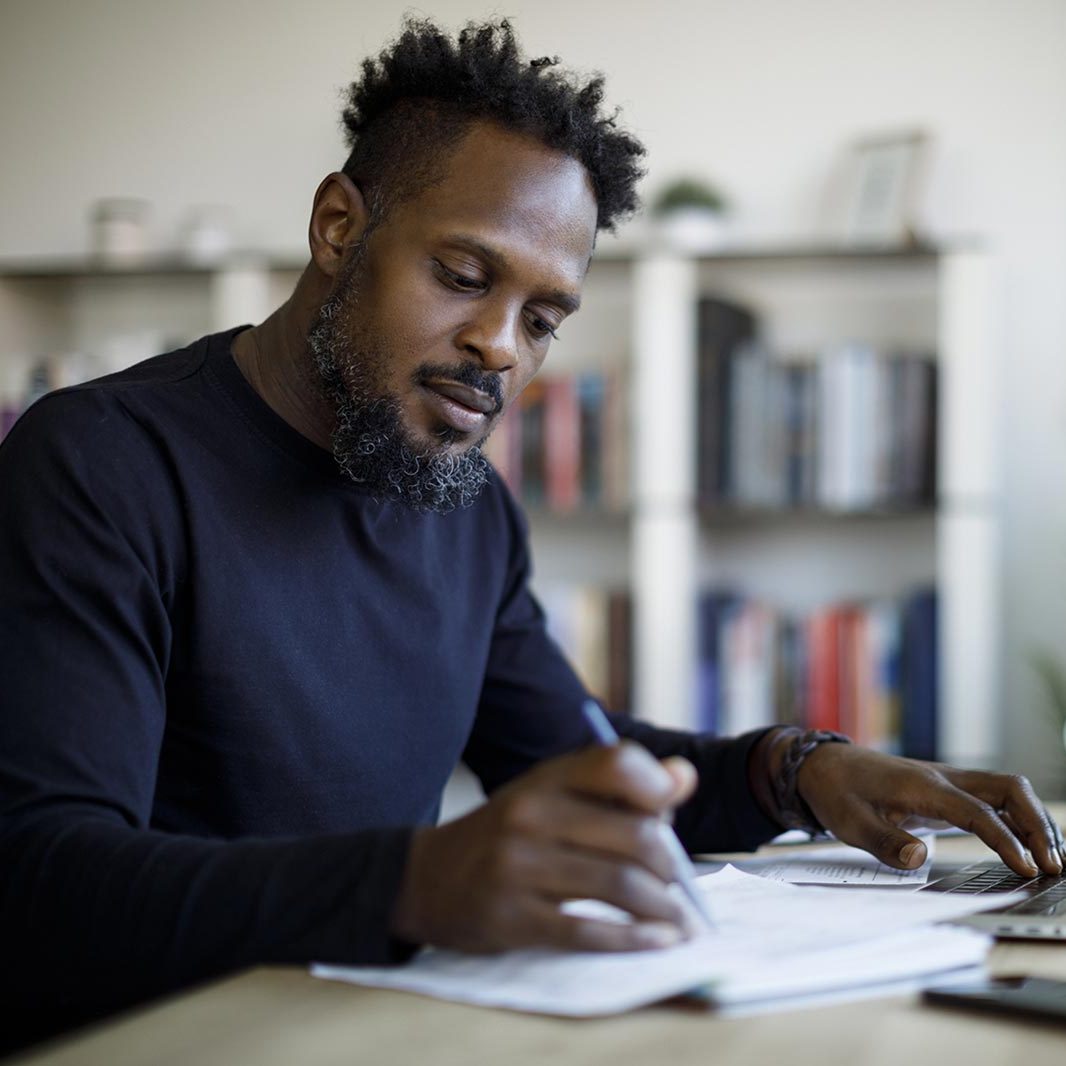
[
  {"xmin": 737, "ymin": 838, "xmax": 935, "ymax": 886},
  {"xmin": 766, "ymin": 823, "xmax": 965, "ymax": 847},
  {"xmin": 311, "ymin": 865, "xmax": 1021, "ymax": 1017}
]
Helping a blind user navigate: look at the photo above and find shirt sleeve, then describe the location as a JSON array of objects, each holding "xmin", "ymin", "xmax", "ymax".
[
  {"xmin": 463, "ymin": 478, "xmax": 783, "ymax": 854},
  {"xmin": 0, "ymin": 393, "xmax": 415, "ymax": 1050}
]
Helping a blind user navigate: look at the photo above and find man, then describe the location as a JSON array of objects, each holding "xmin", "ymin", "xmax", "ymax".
[{"xmin": 0, "ymin": 17, "xmax": 1062, "ymax": 1053}]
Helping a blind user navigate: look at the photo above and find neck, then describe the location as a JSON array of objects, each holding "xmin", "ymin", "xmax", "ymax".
[{"xmin": 230, "ymin": 264, "xmax": 335, "ymax": 451}]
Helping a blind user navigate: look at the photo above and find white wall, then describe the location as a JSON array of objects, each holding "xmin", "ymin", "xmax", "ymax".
[{"xmin": 2, "ymin": 0, "xmax": 1066, "ymax": 789}]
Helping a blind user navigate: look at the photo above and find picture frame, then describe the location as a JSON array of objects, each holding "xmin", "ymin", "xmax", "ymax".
[{"xmin": 837, "ymin": 130, "xmax": 930, "ymax": 247}]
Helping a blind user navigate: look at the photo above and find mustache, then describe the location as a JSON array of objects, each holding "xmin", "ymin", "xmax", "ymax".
[{"xmin": 414, "ymin": 363, "xmax": 505, "ymax": 416}]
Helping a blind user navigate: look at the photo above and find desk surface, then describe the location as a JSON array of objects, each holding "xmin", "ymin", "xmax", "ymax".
[{"xmin": 15, "ymin": 825, "xmax": 1066, "ymax": 1066}]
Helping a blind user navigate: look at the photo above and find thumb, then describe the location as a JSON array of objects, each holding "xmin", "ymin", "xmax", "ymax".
[{"xmin": 842, "ymin": 807, "xmax": 927, "ymax": 870}]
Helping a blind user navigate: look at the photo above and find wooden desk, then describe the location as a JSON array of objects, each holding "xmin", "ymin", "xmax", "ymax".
[{"xmin": 14, "ymin": 825, "xmax": 1066, "ymax": 1066}]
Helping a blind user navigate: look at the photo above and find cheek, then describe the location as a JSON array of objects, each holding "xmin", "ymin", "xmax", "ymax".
[{"xmin": 359, "ymin": 267, "xmax": 458, "ymax": 370}]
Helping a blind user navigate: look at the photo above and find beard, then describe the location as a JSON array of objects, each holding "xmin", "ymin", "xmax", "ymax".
[{"xmin": 306, "ymin": 244, "xmax": 500, "ymax": 514}]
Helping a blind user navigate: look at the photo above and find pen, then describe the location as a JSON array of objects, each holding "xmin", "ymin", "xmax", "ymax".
[{"xmin": 580, "ymin": 699, "xmax": 716, "ymax": 933}]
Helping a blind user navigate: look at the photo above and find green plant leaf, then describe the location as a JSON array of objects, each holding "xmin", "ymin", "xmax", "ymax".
[
  {"xmin": 1031, "ymin": 649, "xmax": 1066, "ymax": 727},
  {"xmin": 650, "ymin": 178, "xmax": 727, "ymax": 216}
]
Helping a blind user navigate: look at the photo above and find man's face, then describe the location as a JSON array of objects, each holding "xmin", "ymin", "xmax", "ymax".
[{"xmin": 307, "ymin": 121, "xmax": 598, "ymax": 511}]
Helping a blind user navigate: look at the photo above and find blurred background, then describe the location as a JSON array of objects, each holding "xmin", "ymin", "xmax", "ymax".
[{"xmin": 2, "ymin": 0, "xmax": 1065, "ymax": 797}]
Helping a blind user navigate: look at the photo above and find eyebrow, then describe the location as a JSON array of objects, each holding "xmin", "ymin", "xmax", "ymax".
[{"xmin": 444, "ymin": 233, "xmax": 583, "ymax": 315}]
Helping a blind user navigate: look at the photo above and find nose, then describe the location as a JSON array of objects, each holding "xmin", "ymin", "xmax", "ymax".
[{"xmin": 453, "ymin": 301, "xmax": 518, "ymax": 374}]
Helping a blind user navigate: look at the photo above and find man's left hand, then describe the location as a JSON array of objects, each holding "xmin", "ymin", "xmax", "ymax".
[{"xmin": 796, "ymin": 744, "xmax": 1066, "ymax": 877}]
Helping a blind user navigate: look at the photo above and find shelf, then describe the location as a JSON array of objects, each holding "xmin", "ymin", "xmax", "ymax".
[
  {"xmin": 0, "ymin": 253, "xmax": 308, "ymax": 280},
  {"xmin": 0, "ymin": 239, "xmax": 985, "ymax": 281},
  {"xmin": 698, "ymin": 504, "xmax": 937, "ymax": 526},
  {"xmin": 692, "ymin": 240, "xmax": 968, "ymax": 264},
  {"xmin": 524, "ymin": 504, "xmax": 937, "ymax": 527},
  {"xmin": 523, "ymin": 505, "xmax": 630, "ymax": 525}
]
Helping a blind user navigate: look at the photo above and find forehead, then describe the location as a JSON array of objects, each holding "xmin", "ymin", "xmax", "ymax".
[{"xmin": 391, "ymin": 122, "xmax": 598, "ymax": 282}]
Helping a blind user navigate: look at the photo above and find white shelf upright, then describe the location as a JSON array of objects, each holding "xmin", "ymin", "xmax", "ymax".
[
  {"xmin": 631, "ymin": 255, "xmax": 700, "ymax": 730},
  {"xmin": 937, "ymin": 250, "xmax": 1002, "ymax": 768}
]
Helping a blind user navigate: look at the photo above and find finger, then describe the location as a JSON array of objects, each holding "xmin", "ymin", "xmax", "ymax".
[
  {"xmin": 944, "ymin": 770, "xmax": 1061, "ymax": 875},
  {"xmin": 557, "ymin": 742, "xmax": 683, "ymax": 814},
  {"xmin": 999, "ymin": 808, "xmax": 1065, "ymax": 876},
  {"xmin": 530, "ymin": 901, "xmax": 683, "ymax": 953},
  {"xmin": 927, "ymin": 783, "xmax": 1039, "ymax": 876},
  {"xmin": 531, "ymin": 847, "xmax": 689, "ymax": 931},
  {"xmin": 661, "ymin": 756, "xmax": 698, "ymax": 808},
  {"xmin": 831, "ymin": 803, "xmax": 929, "ymax": 870},
  {"xmin": 1052, "ymin": 815, "xmax": 1066, "ymax": 861},
  {"xmin": 503, "ymin": 790, "xmax": 678, "ymax": 883}
]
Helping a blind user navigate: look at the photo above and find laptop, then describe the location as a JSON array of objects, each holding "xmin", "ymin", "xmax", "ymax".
[{"xmin": 920, "ymin": 859, "xmax": 1066, "ymax": 939}]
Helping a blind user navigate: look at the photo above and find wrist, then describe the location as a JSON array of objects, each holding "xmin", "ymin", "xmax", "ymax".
[
  {"xmin": 747, "ymin": 726, "xmax": 803, "ymax": 827},
  {"xmin": 774, "ymin": 730, "xmax": 852, "ymax": 835}
]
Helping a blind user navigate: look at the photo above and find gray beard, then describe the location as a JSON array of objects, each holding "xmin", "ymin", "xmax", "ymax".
[{"xmin": 306, "ymin": 250, "xmax": 492, "ymax": 514}]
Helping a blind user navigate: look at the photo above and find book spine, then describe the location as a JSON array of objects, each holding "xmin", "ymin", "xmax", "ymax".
[
  {"xmin": 901, "ymin": 588, "xmax": 939, "ymax": 759},
  {"xmin": 606, "ymin": 590, "xmax": 632, "ymax": 714},
  {"xmin": 603, "ymin": 369, "xmax": 628, "ymax": 510},
  {"xmin": 544, "ymin": 377, "xmax": 581, "ymax": 512},
  {"xmin": 577, "ymin": 373, "xmax": 606, "ymax": 507},
  {"xmin": 807, "ymin": 610, "xmax": 842, "ymax": 732}
]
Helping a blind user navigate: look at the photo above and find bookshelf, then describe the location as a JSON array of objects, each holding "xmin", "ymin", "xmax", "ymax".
[
  {"xmin": 627, "ymin": 245, "xmax": 1000, "ymax": 770},
  {"xmin": 0, "ymin": 243, "xmax": 1001, "ymax": 769}
]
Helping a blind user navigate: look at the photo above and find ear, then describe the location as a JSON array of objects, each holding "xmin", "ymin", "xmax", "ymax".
[{"xmin": 308, "ymin": 172, "xmax": 370, "ymax": 278}]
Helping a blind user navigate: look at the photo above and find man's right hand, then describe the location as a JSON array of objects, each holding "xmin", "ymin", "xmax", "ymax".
[{"xmin": 388, "ymin": 742, "xmax": 698, "ymax": 954}]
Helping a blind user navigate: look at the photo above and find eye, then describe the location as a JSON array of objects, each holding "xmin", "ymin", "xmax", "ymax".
[
  {"xmin": 525, "ymin": 310, "xmax": 560, "ymax": 342},
  {"xmin": 434, "ymin": 260, "xmax": 485, "ymax": 292}
]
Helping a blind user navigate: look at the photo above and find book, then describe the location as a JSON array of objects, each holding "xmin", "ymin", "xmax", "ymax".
[
  {"xmin": 576, "ymin": 372, "xmax": 606, "ymax": 506},
  {"xmin": 537, "ymin": 581, "xmax": 632, "ymax": 714},
  {"xmin": 696, "ymin": 325, "xmax": 937, "ymax": 511},
  {"xmin": 487, "ymin": 369, "xmax": 625, "ymax": 513},
  {"xmin": 605, "ymin": 590, "xmax": 633, "ymax": 714},
  {"xmin": 544, "ymin": 377, "xmax": 581, "ymax": 511},
  {"xmin": 698, "ymin": 589, "xmax": 937, "ymax": 755},
  {"xmin": 696, "ymin": 591, "xmax": 739, "ymax": 733},
  {"xmin": 696, "ymin": 297, "xmax": 757, "ymax": 503},
  {"xmin": 901, "ymin": 588, "xmax": 938, "ymax": 760}
]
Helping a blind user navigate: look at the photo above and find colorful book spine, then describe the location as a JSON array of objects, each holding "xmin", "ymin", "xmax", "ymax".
[
  {"xmin": 484, "ymin": 369, "xmax": 625, "ymax": 512},
  {"xmin": 696, "ymin": 298, "xmax": 938, "ymax": 512},
  {"xmin": 544, "ymin": 377, "xmax": 581, "ymax": 511},
  {"xmin": 538, "ymin": 581, "xmax": 632, "ymax": 713},
  {"xmin": 698, "ymin": 589, "xmax": 936, "ymax": 755}
]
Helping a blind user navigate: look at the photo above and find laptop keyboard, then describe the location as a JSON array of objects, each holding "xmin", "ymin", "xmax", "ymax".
[{"xmin": 936, "ymin": 861, "xmax": 1066, "ymax": 915}]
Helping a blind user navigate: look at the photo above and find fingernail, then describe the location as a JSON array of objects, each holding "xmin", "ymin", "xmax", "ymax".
[
  {"xmin": 635, "ymin": 922, "xmax": 681, "ymax": 949},
  {"xmin": 900, "ymin": 843, "xmax": 925, "ymax": 867},
  {"xmin": 1023, "ymin": 850, "xmax": 1039, "ymax": 874}
]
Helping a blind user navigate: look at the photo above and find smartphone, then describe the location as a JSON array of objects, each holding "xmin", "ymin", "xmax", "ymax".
[{"xmin": 923, "ymin": 976, "xmax": 1066, "ymax": 1026}]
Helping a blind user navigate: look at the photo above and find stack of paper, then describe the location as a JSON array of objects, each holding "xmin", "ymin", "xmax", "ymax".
[{"xmin": 312, "ymin": 865, "xmax": 1020, "ymax": 1016}]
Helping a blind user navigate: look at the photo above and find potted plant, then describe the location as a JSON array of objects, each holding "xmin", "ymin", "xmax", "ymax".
[
  {"xmin": 650, "ymin": 177, "xmax": 730, "ymax": 252},
  {"xmin": 1033, "ymin": 649, "xmax": 1066, "ymax": 758}
]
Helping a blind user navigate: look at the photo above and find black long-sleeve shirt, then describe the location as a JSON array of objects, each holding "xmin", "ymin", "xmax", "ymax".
[{"xmin": 0, "ymin": 327, "xmax": 780, "ymax": 1050}]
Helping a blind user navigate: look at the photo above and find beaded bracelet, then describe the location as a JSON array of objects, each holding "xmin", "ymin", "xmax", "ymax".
[{"xmin": 771, "ymin": 729, "xmax": 852, "ymax": 835}]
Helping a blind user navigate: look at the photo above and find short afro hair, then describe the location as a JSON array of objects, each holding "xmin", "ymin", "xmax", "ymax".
[{"xmin": 340, "ymin": 18, "xmax": 646, "ymax": 233}]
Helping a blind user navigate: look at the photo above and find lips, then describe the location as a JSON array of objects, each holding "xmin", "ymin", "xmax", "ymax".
[
  {"xmin": 420, "ymin": 381, "xmax": 498, "ymax": 435},
  {"xmin": 423, "ymin": 381, "xmax": 497, "ymax": 415}
]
